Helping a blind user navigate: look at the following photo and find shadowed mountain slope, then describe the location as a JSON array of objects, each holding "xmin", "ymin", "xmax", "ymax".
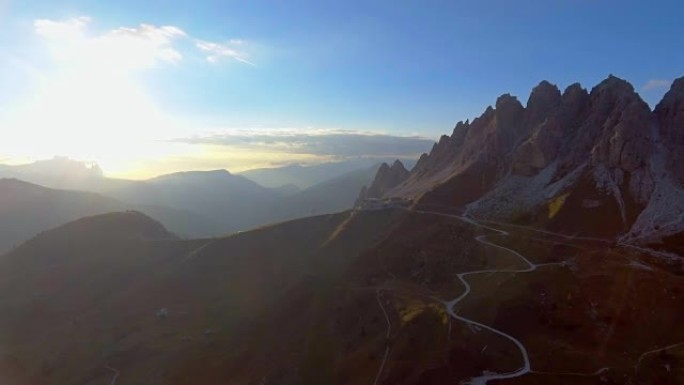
[
  {"xmin": 0, "ymin": 209, "xmax": 402, "ymax": 384},
  {"xmin": 366, "ymin": 76, "xmax": 684, "ymax": 244},
  {"xmin": 0, "ymin": 207, "xmax": 682, "ymax": 384}
]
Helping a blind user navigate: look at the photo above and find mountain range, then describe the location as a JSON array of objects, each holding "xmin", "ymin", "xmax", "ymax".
[
  {"xmin": 0, "ymin": 75, "xmax": 682, "ymax": 385},
  {"xmin": 364, "ymin": 75, "xmax": 684, "ymax": 248},
  {"xmin": 0, "ymin": 158, "xmax": 394, "ymax": 250},
  {"xmin": 0, "ymin": 178, "xmax": 219, "ymax": 253},
  {"xmin": 239, "ymin": 158, "xmax": 416, "ymax": 189}
]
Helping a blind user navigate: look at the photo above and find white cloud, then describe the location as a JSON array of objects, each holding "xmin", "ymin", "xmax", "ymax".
[
  {"xmin": 33, "ymin": 16, "xmax": 251, "ymax": 70},
  {"xmin": 34, "ymin": 16, "xmax": 91, "ymax": 40},
  {"xmin": 34, "ymin": 17, "xmax": 187, "ymax": 71},
  {"xmin": 642, "ymin": 79, "xmax": 672, "ymax": 91},
  {"xmin": 195, "ymin": 39, "xmax": 253, "ymax": 65},
  {"xmin": 2, "ymin": 16, "xmax": 256, "ymax": 176},
  {"xmin": 174, "ymin": 128, "xmax": 435, "ymax": 158}
]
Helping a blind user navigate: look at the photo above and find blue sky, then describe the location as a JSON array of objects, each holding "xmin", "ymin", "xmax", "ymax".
[{"xmin": 0, "ymin": 0, "xmax": 682, "ymax": 177}]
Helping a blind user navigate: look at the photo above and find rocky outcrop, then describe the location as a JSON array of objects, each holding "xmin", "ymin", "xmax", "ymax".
[
  {"xmin": 655, "ymin": 77, "xmax": 684, "ymax": 184},
  {"xmin": 624, "ymin": 78, "xmax": 684, "ymax": 244},
  {"xmin": 358, "ymin": 160, "xmax": 410, "ymax": 200},
  {"xmin": 524, "ymin": 80, "xmax": 562, "ymax": 127},
  {"xmin": 383, "ymin": 75, "xmax": 684, "ymax": 243}
]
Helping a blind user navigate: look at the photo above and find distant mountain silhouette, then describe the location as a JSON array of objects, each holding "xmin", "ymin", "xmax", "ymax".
[
  {"xmin": 276, "ymin": 163, "xmax": 385, "ymax": 217},
  {"xmin": 0, "ymin": 157, "xmax": 103, "ymax": 190},
  {"xmin": 239, "ymin": 158, "xmax": 417, "ymax": 189},
  {"xmin": 0, "ymin": 178, "xmax": 121, "ymax": 253},
  {"xmin": 0, "ymin": 159, "xmax": 415, "ymax": 239},
  {"xmin": 102, "ymin": 169, "xmax": 282, "ymax": 234},
  {"xmin": 0, "ymin": 178, "xmax": 216, "ymax": 253}
]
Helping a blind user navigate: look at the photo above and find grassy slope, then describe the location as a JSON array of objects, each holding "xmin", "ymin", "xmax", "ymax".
[
  {"xmin": 0, "ymin": 210, "xmax": 402, "ymax": 384},
  {"xmin": 0, "ymin": 209, "xmax": 682, "ymax": 384}
]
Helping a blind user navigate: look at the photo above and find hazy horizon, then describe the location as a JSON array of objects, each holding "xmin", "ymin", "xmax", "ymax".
[
  {"xmin": 0, "ymin": 152, "xmax": 423, "ymax": 181},
  {"xmin": 1, "ymin": 0, "xmax": 682, "ymax": 178},
  {"xmin": 1, "ymin": 2, "xmax": 684, "ymax": 384}
]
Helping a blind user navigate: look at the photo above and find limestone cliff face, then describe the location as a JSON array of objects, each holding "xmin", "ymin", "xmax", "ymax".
[
  {"xmin": 655, "ymin": 78, "xmax": 684, "ymax": 184},
  {"xmin": 375, "ymin": 75, "xmax": 684, "ymax": 243}
]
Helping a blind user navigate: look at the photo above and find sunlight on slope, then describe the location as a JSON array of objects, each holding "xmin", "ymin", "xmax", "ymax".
[
  {"xmin": 547, "ymin": 192, "xmax": 570, "ymax": 219},
  {"xmin": 323, "ymin": 211, "xmax": 357, "ymax": 246},
  {"xmin": 396, "ymin": 298, "xmax": 448, "ymax": 325}
]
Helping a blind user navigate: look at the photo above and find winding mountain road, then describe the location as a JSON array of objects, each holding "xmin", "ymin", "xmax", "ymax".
[
  {"xmin": 635, "ymin": 341, "xmax": 684, "ymax": 373},
  {"xmin": 413, "ymin": 209, "xmax": 684, "ymax": 384},
  {"xmin": 373, "ymin": 290, "xmax": 392, "ymax": 385},
  {"xmin": 105, "ymin": 365, "xmax": 120, "ymax": 385},
  {"xmin": 416, "ymin": 210, "xmax": 581, "ymax": 384}
]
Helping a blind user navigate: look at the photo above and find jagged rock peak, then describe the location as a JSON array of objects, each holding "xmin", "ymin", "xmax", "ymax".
[
  {"xmin": 587, "ymin": 75, "xmax": 650, "ymax": 122},
  {"xmin": 656, "ymin": 77, "xmax": 684, "ymax": 111},
  {"xmin": 359, "ymin": 160, "xmax": 411, "ymax": 200},
  {"xmin": 526, "ymin": 80, "xmax": 562, "ymax": 126},
  {"xmin": 413, "ymin": 152, "xmax": 431, "ymax": 172},
  {"xmin": 559, "ymin": 83, "xmax": 590, "ymax": 119},
  {"xmin": 494, "ymin": 93, "xmax": 525, "ymax": 141},
  {"xmin": 377, "ymin": 162, "xmax": 391, "ymax": 173},
  {"xmin": 417, "ymin": 152, "xmax": 429, "ymax": 163},
  {"xmin": 385, "ymin": 75, "xmax": 684, "ymax": 246},
  {"xmin": 527, "ymin": 80, "xmax": 561, "ymax": 107},
  {"xmin": 671, "ymin": 76, "xmax": 684, "ymax": 93},
  {"xmin": 655, "ymin": 77, "xmax": 684, "ymax": 123},
  {"xmin": 451, "ymin": 120, "xmax": 471, "ymax": 148},
  {"xmin": 495, "ymin": 93, "xmax": 523, "ymax": 110},
  {"xmin": 591, "ymin": 74, "xmax": 636, "ymax": 96},
  {"xmin": 437, "ymin": 134, "xmax": 450, "ymax": 146},
  {"xmin": 428, "ymin": 134, "xmax": 453, "ymax": 159},
  {"xmin": 562, "ymin": 82, "xmax": 588, "ymax": 99},
  {"xmin": 470, "ymin": 106, "xmax": 496, "ymax": 128},
  {"xmin": 390, "ymin": 159, "xmax": 409, "ymax": 173},
  {"xmin": 452, "ymin": 120, "xmax": 469, "ymax": 136},
  {"xmin": 654, "ymin": 76, "xmax": 684, "ymax": 183},
  {"xmin": 495, "ymin": 93, "xmax": 524, "ymax": 119}
]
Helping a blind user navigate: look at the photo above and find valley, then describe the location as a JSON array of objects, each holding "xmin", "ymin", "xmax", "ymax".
[
  {"xmin": 1, "ymin": 203, "xmax": 681, "ymax": 384},
  {"xmin": 0, "ymin": 160, "xmax": 391, "ymax": 252},
  {"xmin": 1, "ymin": 3, "xmax": 683, "ymax": 384},
  {"xmin": 0, "ymin": 75, "xmax": 682, "ymax": 384}
]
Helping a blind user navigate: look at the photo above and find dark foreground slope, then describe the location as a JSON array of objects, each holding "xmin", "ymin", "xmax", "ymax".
[
  {"xmin": 0, "ymin": 208, "xmax": 682, "ymax": 385},
  {"xmin": 0, "ymin": 209, "xmax": 401, "ymax": 384}
]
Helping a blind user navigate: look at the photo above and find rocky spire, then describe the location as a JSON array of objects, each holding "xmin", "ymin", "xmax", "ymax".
[
  {"xmin": 358, "ymin": 160, "xmax": 410, "ymax": 200},
  {"xmin": 655, "ymin": 77, "xmax": 684, "ymax": 184},
  {"xmin": 525, "ymin": 80, "xmax": 562, "ymax": 127}
]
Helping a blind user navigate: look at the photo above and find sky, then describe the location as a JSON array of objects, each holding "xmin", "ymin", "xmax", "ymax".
[{"xmin": 0, "ymin": 0, "xmax": 682, "ymax": 178}]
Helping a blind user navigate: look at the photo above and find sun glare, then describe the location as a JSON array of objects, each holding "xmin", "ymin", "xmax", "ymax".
[
  {"xmin": 1, "ymin": 17, "xmax": 190, "ymax": 177},
  {"xmin": 6, "ymin": 69, "xmax": 181, "ymax": 175}
]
